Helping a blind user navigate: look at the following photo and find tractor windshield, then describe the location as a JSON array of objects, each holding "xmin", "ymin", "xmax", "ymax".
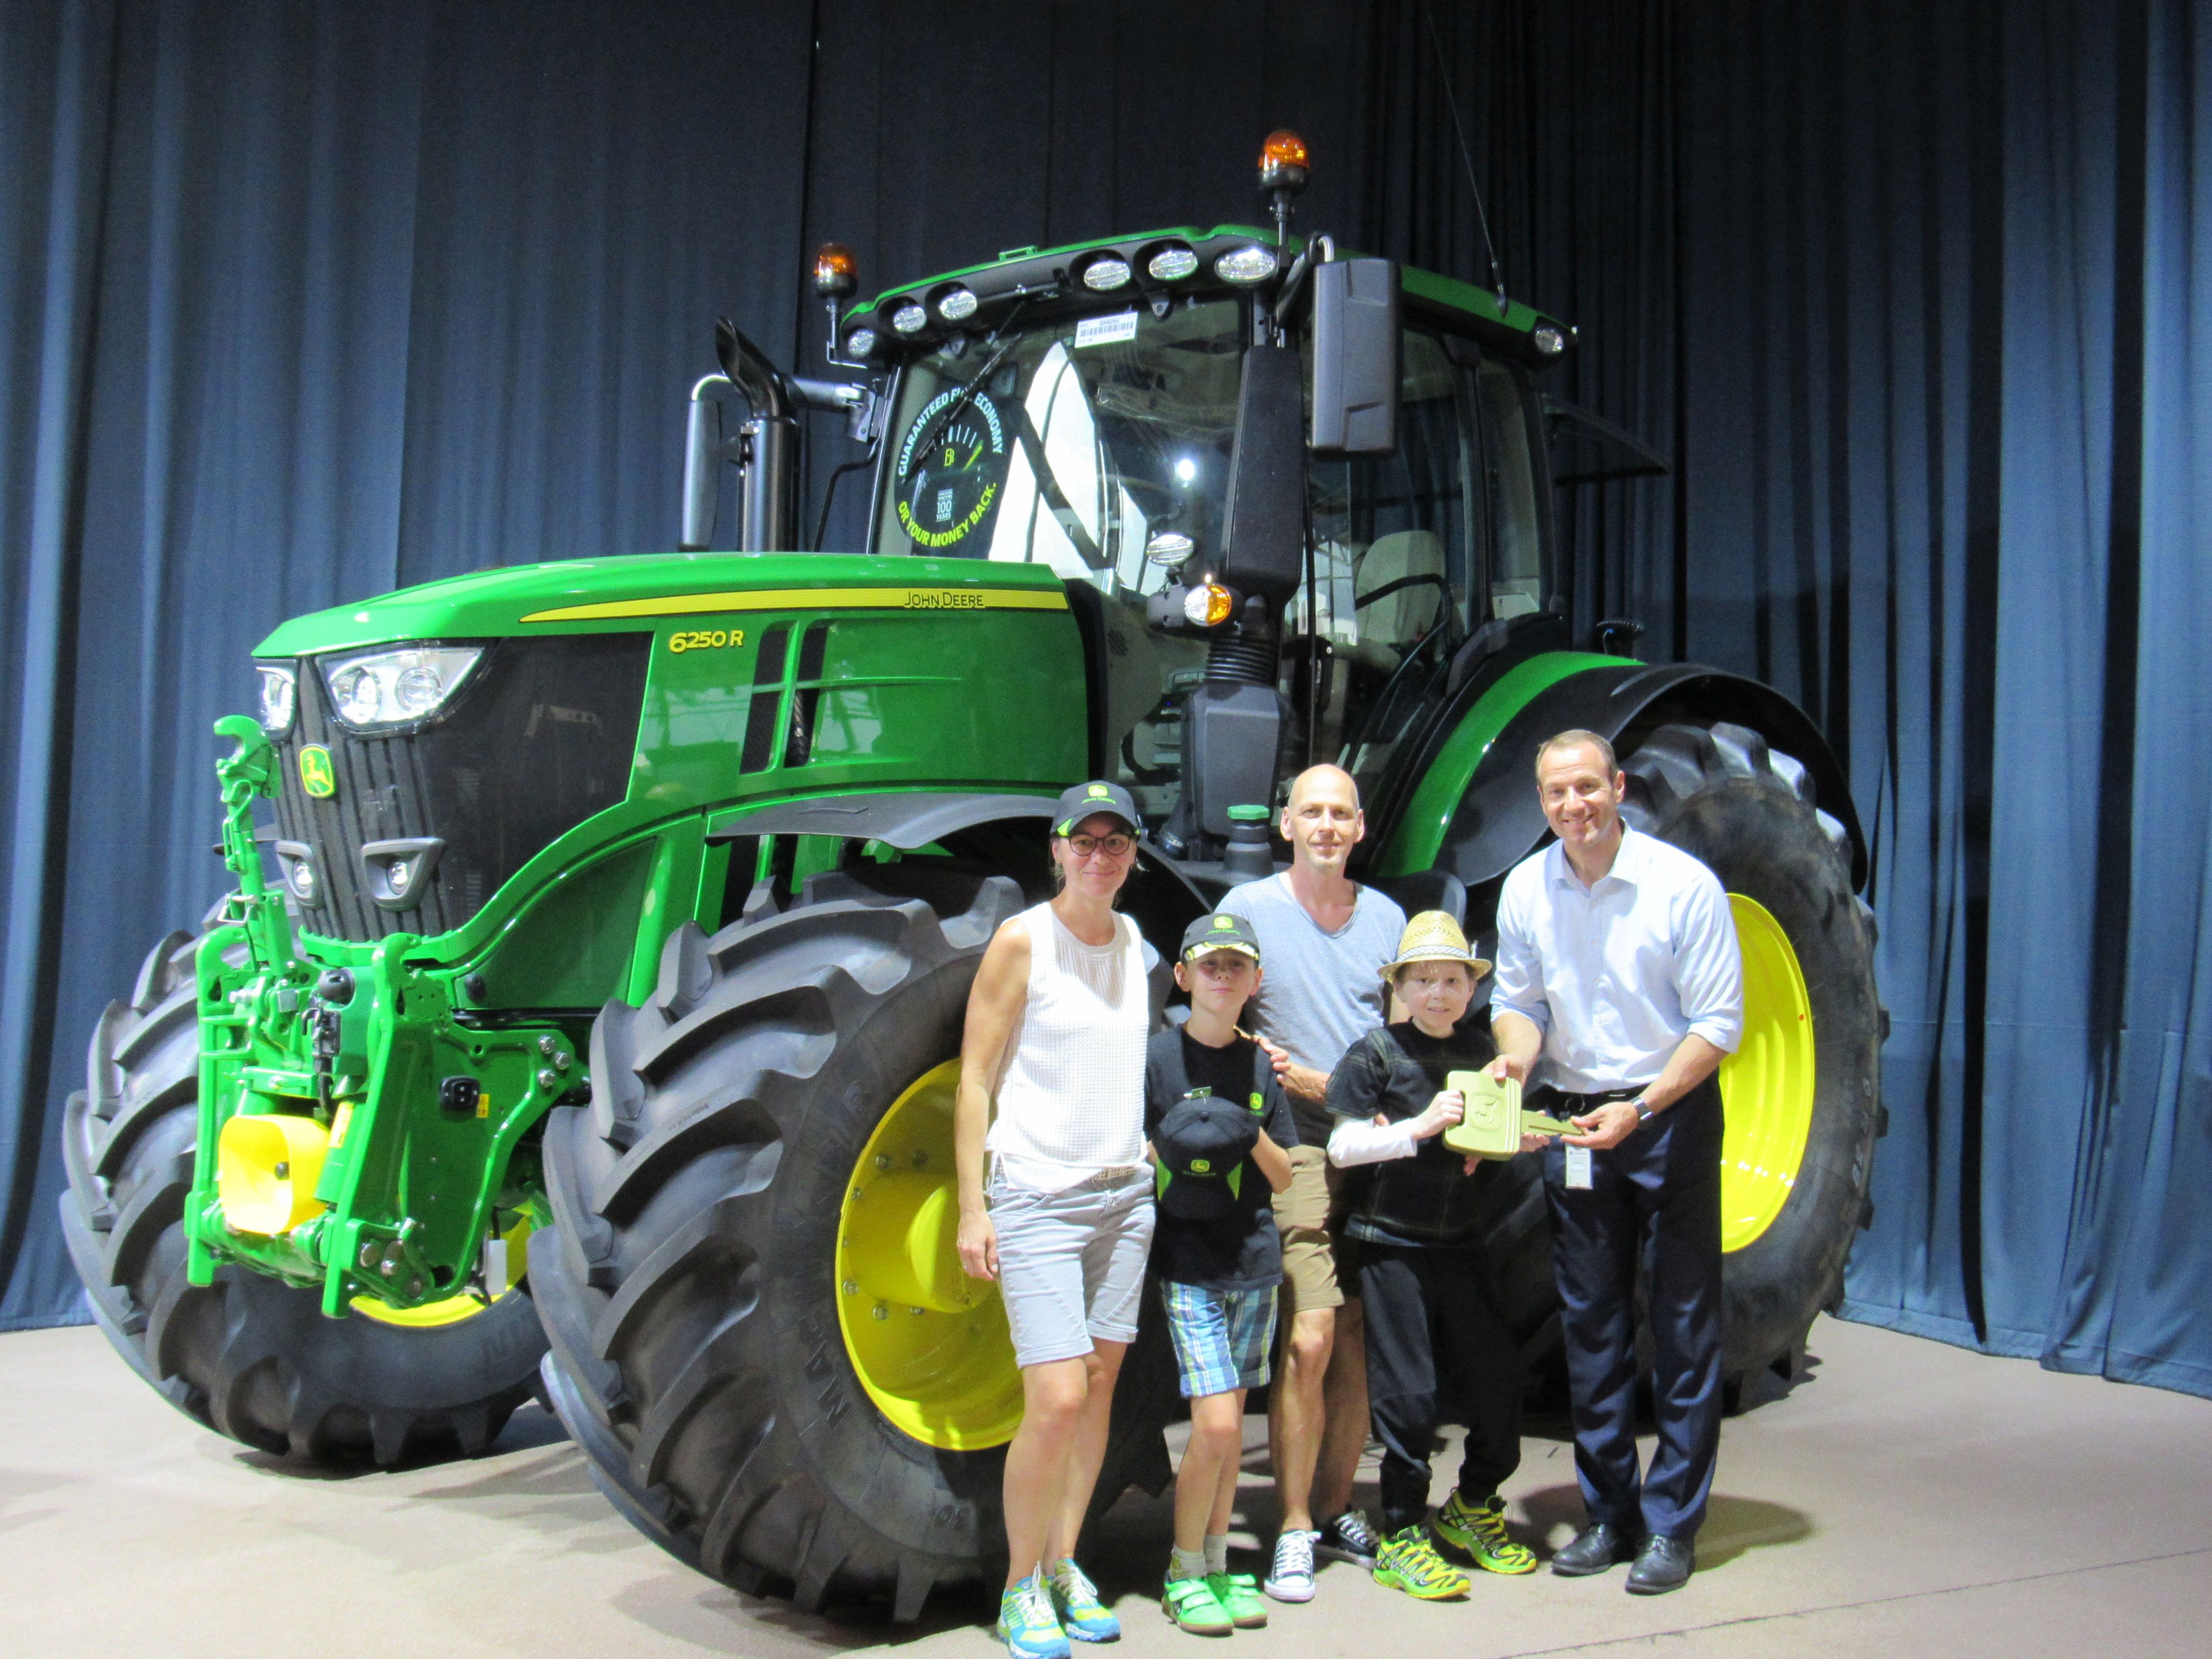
[{"xmin": 871, "ymin": 297, "xmax": 1244, "ymax": 596}]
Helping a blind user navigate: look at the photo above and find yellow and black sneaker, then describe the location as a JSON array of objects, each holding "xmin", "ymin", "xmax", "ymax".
[
  {"xmin": 1373, "ymin": 1525, "xmax": 1471, "ymax": 1600},
  {"xmin": 1433, "ymin": 1491, "xmax": 1538, "ymax": 1575}
]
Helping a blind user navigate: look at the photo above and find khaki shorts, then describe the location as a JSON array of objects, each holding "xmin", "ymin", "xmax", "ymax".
[{"xmin": 1272, "ymin": 1145, "xmax": 1344, "ymax": 1315}]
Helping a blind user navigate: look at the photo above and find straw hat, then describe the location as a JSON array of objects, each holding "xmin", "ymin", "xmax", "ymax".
[{"xmin": 1379, "ymin": 909, "xmax": 1492, "ymax": 981}]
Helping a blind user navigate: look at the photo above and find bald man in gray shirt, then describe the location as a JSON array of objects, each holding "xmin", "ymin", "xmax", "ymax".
[{"xmin": 1219, "ymin": 765, "xmax": 1405, "ymax": 1597}]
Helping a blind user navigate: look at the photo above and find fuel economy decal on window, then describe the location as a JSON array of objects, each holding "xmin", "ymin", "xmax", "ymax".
[{"xmin": 894, "ymin": 384, "xmax": 1009, "ymax": 551}]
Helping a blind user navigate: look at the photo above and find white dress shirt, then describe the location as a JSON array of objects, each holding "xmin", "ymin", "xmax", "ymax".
[{"xmin": 1491, "ymin": 826, "xmax": 1743, "ymax": 1093}]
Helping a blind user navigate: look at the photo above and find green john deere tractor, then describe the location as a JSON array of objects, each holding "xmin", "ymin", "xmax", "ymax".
[{"xmin": 61, "ymin": 140, "xmax": 1881, "ymax": 1618}]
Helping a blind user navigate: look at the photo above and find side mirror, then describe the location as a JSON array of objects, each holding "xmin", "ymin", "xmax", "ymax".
[
  {"xmin": 680, "ymin": 387, "xmax": 724, "ymax": 551},
  {"xmin": 1310, "ymin": 258, "xmax": 1400, "ymax": 455}
]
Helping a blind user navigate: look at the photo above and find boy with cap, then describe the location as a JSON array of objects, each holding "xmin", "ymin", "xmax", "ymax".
[
  {"xmin": 1144, "ymin": 913, "xmax": 1299, "ymax": 1635},
  {"xmin": 1324, "ymin": 912, "xmax": 1545, "ymax": 1600}
]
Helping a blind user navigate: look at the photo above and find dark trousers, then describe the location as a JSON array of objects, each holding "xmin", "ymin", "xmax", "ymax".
[
  {"xmin": 1542, "ymin": 1076, "xmax": 1723, "ymax": 1542},
  {"xmin": 1354, "ymin": 1239, "xmax": 1524, "ymax": 1534}
]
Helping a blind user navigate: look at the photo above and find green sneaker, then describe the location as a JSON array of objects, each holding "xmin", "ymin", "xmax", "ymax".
[
  {"xmin": 1433, "ymin": 1490, "xmax": 1538, "ymax": 1575},
  {"xmin": 1161, "ymin": 1573, "xmax": 1233, "ymax": 1635},
  {"xmin": 1204, "ymin": 1571, "xmax": 1267, "ymax": 1628},
  {"xmin": 1373, "ymin": 1525, "xmax": 1471, "ymax": 1601}
]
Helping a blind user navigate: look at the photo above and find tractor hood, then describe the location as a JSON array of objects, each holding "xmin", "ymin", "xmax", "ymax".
[{"xmin": 254, "ymin": 552, "xmax": 1071, "ymax": 657}]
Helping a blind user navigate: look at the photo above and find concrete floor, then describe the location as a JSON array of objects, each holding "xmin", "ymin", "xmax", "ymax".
[{"xmin": 2, "ymin": 1315, "xmax": 2207, "ymax": 1657}]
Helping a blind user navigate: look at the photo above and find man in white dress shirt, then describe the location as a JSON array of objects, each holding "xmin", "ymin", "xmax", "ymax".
[{"xmin": 1489, "ymin": 730, "xmax": 1743, "ymax": 1595}]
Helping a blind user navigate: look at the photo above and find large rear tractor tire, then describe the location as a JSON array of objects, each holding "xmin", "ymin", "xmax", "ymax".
[
  {"xmin": 532, "ymin": 868, "xmax": 1178, "ymax": 1619},
  {"xmin": 58, "ymin": 926, "xmax": 548, "ymax": 1465},
  {"xmin": 1616, "ymin": 721, "xmax": 1885, "ymax": 1387}
]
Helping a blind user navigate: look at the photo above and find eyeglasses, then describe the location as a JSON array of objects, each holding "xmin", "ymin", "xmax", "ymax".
[{"xmin": 1064, "ymin": 832, "xmax": 1137, "ymax": 859}]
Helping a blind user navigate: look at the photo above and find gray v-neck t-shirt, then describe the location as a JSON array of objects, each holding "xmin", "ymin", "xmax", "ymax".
[{"xmin": 1217, "ymin": 873, "xmax": 1407, "ymax": 1144}]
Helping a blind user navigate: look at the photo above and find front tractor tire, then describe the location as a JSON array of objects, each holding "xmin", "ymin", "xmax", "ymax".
[
  {"xmin": 532, "ymin": 870, "xmax": 1178, "ymax": 1619},
  {"xmin": 1617, "ymin": 720, "xmax": 1886, "ymax": 1385},
  {"xmin": 58, "ymin": 927, "xmax": 549, "ymax": 1465}
]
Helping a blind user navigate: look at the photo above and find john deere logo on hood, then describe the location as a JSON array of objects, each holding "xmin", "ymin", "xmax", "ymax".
[{"xmin": 298, "ymin": 746, "xmax": 336, "ymax": 799}]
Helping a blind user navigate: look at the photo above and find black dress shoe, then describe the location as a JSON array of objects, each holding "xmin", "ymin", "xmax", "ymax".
[
  {"xmin": 1550, "ymin": 1522, "xmax": 1640, "ymax": 1577},
  {"xmin": 1625, "ymin": 1534, "xmax": 1694, "ymax": 1594}
]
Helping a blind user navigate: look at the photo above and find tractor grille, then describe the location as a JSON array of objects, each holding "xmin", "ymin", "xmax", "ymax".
[{"xmin": 268, "ymin": 633, "xmax": 651, "ymax": 942}]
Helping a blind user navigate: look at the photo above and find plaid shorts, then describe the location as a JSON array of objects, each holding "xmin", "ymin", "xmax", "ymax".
[{"xmin": 1160, "ymin": 1280, "xmax": 1278, "ymax": 1399}]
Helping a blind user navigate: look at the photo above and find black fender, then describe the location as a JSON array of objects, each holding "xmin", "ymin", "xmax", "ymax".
[
  {"xmin": 1425, "ymin": 662, "xmax": 1866, "ymax": 894},
  {"xmin": 709, "ymin": 788, "xmax": 1211, "ymax": 964}
]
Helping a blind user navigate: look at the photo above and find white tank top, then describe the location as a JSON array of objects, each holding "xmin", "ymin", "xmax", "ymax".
[{"xmin": 987, "ymin": 902, "xmax": 1150, "ymax": 1190}]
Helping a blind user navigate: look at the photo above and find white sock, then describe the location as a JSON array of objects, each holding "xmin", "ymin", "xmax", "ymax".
[
  {"xmin": 1204, "ymin": 1534, "xmax": 1230, "ymax": 1575},
  {"xmin": 1170, "ymin": 1545, "xmax": 1209, "ymax": 1582}
]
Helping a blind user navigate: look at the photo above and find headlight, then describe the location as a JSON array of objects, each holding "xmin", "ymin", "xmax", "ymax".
[
  {"xmin": 937, "ymin": 286, "xmax": 978, "ymax": 321},
  {"xmin": 891, "ymin": 301, "xmax": 928, "ymax": 334},
  {"xmin": 846, "ymin": 326, "xmax": 878, "ymax": 357},
  {"xmin": 1082, "ymin": 257, "xmax": 1132, "ymax": 291},
  {"xmin": 1213, "ymin": 245, "xmax": 1278, "ymax": 284},
  {"xmin": 1533, "ymin": 324, "xmax": 1566, "ymax": 355},
  {"xmin": 1147, "ymin": 246, "xmax": 1198, "ymax": 281},
  {"xmin": 320, "ymin": 645, "xmax": 483, "ymax": 731},
  {"xmin": 257, "ymin": 665, "xmax": 296, "ymax": 734}
]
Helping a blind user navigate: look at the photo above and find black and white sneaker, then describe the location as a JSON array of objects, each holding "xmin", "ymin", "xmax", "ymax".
[{"xmin": 1316, "ymin": 1510, "xmax": 1380, "ymax": 1569}]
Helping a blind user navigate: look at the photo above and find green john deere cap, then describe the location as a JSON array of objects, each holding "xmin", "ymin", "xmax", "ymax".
[
  {"xmin": 1053, "ymin": 779, "xmax": 1140, "ymax": 837},
  {"xmin": 1181, "ymin": 911, "xmax": 1262, "ymax": 963}
]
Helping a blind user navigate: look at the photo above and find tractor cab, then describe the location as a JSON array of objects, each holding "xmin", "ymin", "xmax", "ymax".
[{"xmin": 691, "ymin": 204, "xmax": 1582, "ymax": 876}]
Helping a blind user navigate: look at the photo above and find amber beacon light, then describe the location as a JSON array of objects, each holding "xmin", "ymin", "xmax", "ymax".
[
  {"xmin": 1258, "ymin": 129, "xmax": 1310, "ymax": 193},
  {"xmin": 813, "ymin": 242, "xmax": 859, "ymax": 299}
]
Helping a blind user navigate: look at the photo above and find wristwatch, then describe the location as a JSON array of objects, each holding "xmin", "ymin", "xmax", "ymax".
[{"xmin": 1633, "ymin": 1096, "xmax": 1658, "ymax": 1124}]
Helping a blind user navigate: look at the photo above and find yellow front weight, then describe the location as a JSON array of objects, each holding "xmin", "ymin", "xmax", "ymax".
[
  {"xmin": 1716, "ymin": 893, "xmax": 1817, "ymax": 1252},
  {"xmin": 215, "ymin": 1112, "xmax": 332, "ymax": 1236},
  {"xmin": 837, "ymin": 1060, "xmax": 1022, "ymax": 1449}
]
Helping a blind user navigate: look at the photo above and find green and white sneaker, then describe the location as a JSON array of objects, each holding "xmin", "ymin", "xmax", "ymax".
[
  {"xmin": 1262, "ymin": 1529, "xmax": 1317, "ymax": 1602},
  {"xmin": 1433, "ymin": 1490, "xmax": 1539, "ymax": 1575},
  {"xmin": 1048, "ymin": 1557, "xmax": 1122, "ymax": 1642},
  {"xmin": 1161, "ymin": 1573, "xmax": 1233, "ymax": 1636},
  {"xmin": 999, "ymin": 1575, "xmax": 1074, "ymax": 1659},
  {"xmin": 1205, "ymin": 1571, "xmax": 1267, "ymax": 1628},
  {"xmin": 1373, "ymin": 1525, "xmax": 1471, "ymax": 1601}
]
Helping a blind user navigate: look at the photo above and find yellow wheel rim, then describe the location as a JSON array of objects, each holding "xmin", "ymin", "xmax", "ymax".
[
  {"xmin": 836, "ymin": 1059, "xmax": 1022, "ymax": 1449},
  {"xmin": 1717, "ymin": 894, "xmax": 1817, "ymax": 1252},
  {"xmin": 352, "ymin": 1209, "xmax": 534, "ymax": 1327}
]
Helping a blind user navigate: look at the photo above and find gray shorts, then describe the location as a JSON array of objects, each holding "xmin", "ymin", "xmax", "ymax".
[{"xmin": 989, "ymin": 1168, "xmax": 1156, "ymax": 1368}]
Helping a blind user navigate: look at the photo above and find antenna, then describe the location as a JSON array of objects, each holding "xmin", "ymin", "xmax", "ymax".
[{"xmin": 1424, "ymin": 8, "xmax": 1507, "ymax": 306}]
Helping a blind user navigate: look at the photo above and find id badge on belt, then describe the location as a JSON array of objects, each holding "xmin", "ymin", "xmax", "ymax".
[{"xmin": 1564, "ymin": 1144, "xmax": 1594, "ymax": 1190}]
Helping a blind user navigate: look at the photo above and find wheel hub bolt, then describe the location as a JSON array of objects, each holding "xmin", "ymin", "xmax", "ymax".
[
  {"xmin": 538, "ymin": 1034, "xmax": 557, "ymax": 1056},
  {"xmin": 911, "ymin": 1150, "xmax": 928, "ymax": 1168},
  {"xmin": 841, "ymin": 1279, "xmax": 858, "ymax": 1295},
  {"xmin": 874, "ymin": 1154, "xmax": 892, "ymax": 1170},
  {"xmin": 537, "ymin": 1068, "xmax": 559, "ymax": 1091},
  {"xmin": 872, "ymin": 1303, "xmax": 888, "ymax": 1320}
]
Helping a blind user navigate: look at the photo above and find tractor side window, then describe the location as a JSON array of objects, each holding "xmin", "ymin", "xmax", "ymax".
[
  {"xmin": 1295, "ymin": 329, "xmax": 1475, "ymax": 777},
  {"xmin": 1477, "ymin": 358, "xmax": 1545, "ymax": 619}
]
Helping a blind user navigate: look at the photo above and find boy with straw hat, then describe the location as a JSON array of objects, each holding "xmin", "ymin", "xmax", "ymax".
[{"xmin": 1322, "ymin": 912, "xmax": 1548, "ymax": 1600}]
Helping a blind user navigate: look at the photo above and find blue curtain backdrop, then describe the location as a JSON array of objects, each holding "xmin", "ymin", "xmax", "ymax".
[{"xmin": 3, "ymin": 1, "xmax": 2207, "ymax": 1401}]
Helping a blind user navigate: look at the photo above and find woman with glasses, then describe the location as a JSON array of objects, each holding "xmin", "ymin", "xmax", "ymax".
[{"xmin": 956, "ymin": 780, "xmax": 1157, "ymax": 1659}]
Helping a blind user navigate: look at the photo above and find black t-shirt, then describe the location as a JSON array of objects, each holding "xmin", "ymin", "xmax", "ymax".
[
  {"xmin": 1326, "ymin": 1016, "xmax": 1500, "ymax": 1247},
  {"xmin": 1144, "ymin": 1027, "xmax": 1300, "ymax": 1290}
]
